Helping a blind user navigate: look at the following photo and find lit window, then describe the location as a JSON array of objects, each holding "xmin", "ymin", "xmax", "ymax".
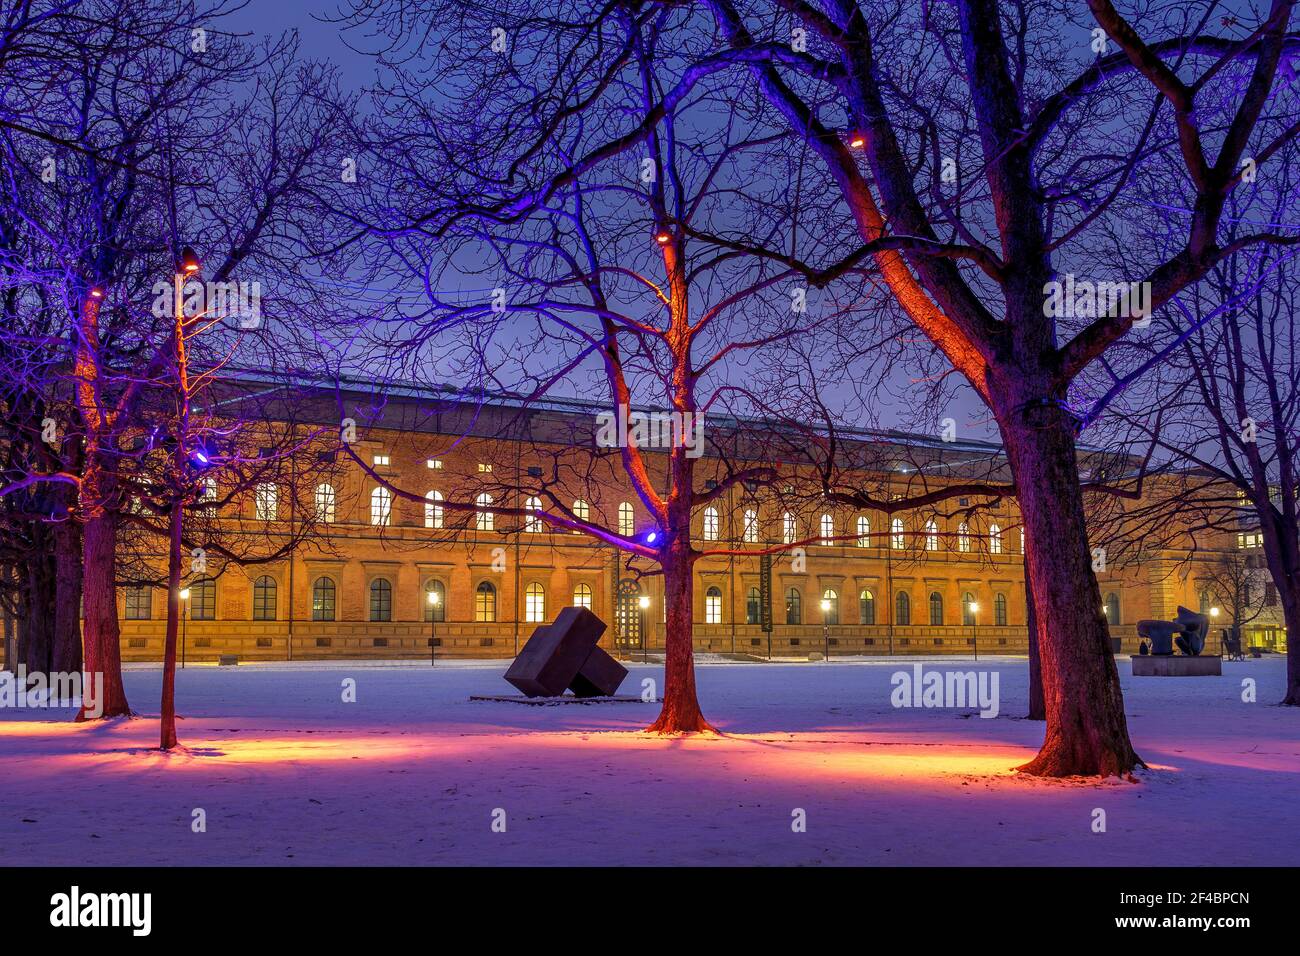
[
  {"xmin": 705, "ymin": 586, "xmax": 723, "ymax": 624},
  {"xmin": 822, "ymin": 588, "xmax": 838, "ymax": 625},
  {"xmin": 373, "ymin": 454, "xmax": 390, "ymax": 466},
  {"xmin": 426, "ymin": 459, "xmax": 442, "ymax": 469},
  {"xmin": 525, "ymin": 496, "xmax": 544, "ymax": 533},
  {"xmin": 311, "ymin": 577, "xmax": 335, "ymax": 621},
  {"xmin": 525, "ymin": 582, "xmax": 546, "ymax": 622},
  {"xmin": 254, "ymin": 482, "xmax": 278, "ymax": 521},
  {"xmin": 617, "ymin": 502, "xmax": 634, "ymax": 537},
  {"xmin": 198, "ymin": 477, "xmax": 218, "ymax": 508},
  {"xmin": 370, "ymin": 486, "xmax": 392, "ymax": 526},
  {"xmin": 476, "ymin": 493, "xmax": 494, "ymax": 531},
  {"xmin": 477, "ymin": 463, "xmax": 492, "ymax": 473},
  {"xmin": 819, "ymin": 514, "xmax": 834, "ymax": 546},
  {"xmin": 856, "ymin": 515, "xmax": 870, "ymax": 547},
  {"xmin": 424, "ymin": 490, "xmax": 443, "ymax": 529},
  {"xmin": 958, "ymin": 522, "xmax": 971, "ymax": 553},
  {"xmin": 314, "ymin": 483, "xmax": 336, "ymax": 523},
  {"xmin": 782, "ymin": 512, "xmax": 796, "ymax": 545},
  {"xmin": 924, "ymin": 518, "xmax": 938, "ymax": 551},
  {"xmin": 891, "ymin": 518, "xmax": 905, "ymax": 550},
  {"xmin": 573, "ymin": 582, "xmax": 593, "ymax": 610},
  {"xmin": 702, "ymin": 507, "xmax": 719, "ymax": 541},
  {"xmin": 1019, "ymin": 527, "xmax": 1025, "ymax": 553},
  {"xmin": 572, "ymin": 499, "xmax": 589, "ymax": 534},
  {"xmin": 743, "ymin": 509, "xmax": 759, "ymax": 543},
  {"xmin": 475, "ymin": 581, "xmax": 496, "ymax": 622},
  {"xmin": 989, "ymin": 523, "xmax": 1002, "ymax": 554}
]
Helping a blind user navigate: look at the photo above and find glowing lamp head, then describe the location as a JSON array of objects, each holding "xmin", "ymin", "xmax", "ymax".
[
  {"xmin": 655, "ymin": 230, "xmax": 672, "ymax": 245},
  {"xmin": 820, "ymin": 599, "xmax": 831, "ymax": 613},
  {"xmin": 1210, "ymin": 606, "xmax": 1220, "ymax": 617},
  {"xmin": 848, "ymin": 132, "xmax": 866, "ymax": 148},
  {"xmin": 179, "ymin": 245, "xmax": 201, "ymax": 274},
  {"xmin": 969, "ymin": 601, "xmax": 979, "ymax": 614},
  {"xmin": 89, "ymin": 286, "xmax": 104, "ymax": 299},
  {"xmin": 637, "ymin": 595, "xmax": 650, "ymax": 610},
  {"xmin": 427, "ymin": 589, "xmax": 441, "ymax": 606},
  {"xmin": 644, "ymin": 530, "xmax": 658, "ymax": 545},
  {"xmin": 179, "ymin": 588, "xmax": 190, "ymax": 600}
]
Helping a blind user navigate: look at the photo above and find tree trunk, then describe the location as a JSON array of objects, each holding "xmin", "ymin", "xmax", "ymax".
[
  {"xmin": 21, "ymin": 544, "xmax": 55, "ymax": 677},
  {"xmin": 52, "ymin": 513, "xmax": 83, "ymax": 675},
  {"xmin": 1024, "ymin": 552, "xmax": 1044, "ymax": 721},
  {"xmin": 77, "ymin": 508, "xmax": 131, "ymax": 720},
  {"xmin": 1001, "ymin": 413, "xmax": 1141, "ymax": 776},
  {"xmin": 645, "ymin": 525, "xmax": 714, "ymax": 734},
  {"xmin": 1260, "ymin": 533, "xmax": 1300, "ymax": 706},
  {"xmin": 159, "ymin": 501, "xmax": 183, "ymax": 749}
]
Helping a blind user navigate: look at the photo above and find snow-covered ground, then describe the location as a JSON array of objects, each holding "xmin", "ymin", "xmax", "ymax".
[{"xmin": 1, "ymin": 657, "xmax": 1295, "ymax": 866}]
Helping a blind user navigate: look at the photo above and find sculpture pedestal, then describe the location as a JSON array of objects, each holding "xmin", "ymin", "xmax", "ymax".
[{"xmin": 1131, "ymin": 655, "xmax": 1222, "ymax": 677}]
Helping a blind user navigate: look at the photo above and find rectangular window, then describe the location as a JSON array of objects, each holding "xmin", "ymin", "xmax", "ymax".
[
  {"xmin": 124, "ymin": 586, "xmax": 151, "ymax": 620},
  {"xmin": 373, "ymin": 454, "xmax": 390, "ymax": 466}
]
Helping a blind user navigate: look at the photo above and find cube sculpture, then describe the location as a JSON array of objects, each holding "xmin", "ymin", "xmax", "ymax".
[{"xmin": 504, "ymin": 606, "xmax": 628, "ymax": 698}]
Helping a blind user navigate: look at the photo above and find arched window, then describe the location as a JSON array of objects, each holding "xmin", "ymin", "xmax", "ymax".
[
  {"xmin": 743, "ymin": 509, "xmax": 759, "ymax": 543},
  {"xmin": 989, "ymin": 523, "xmax": 1003, "ymax": 554},
  {"xmin": 475, "ymin": 581, "xmax": 497, "ymax": 622},
  {"xmin": 314, "ymin": 483, "xmax": 336, "ymax": 523},
  {"xmin": 856, "ymin": 515, "xmax": 870, "ymax": 547},
  {"xmin": 252, "ymin": 576, "xmax": 277, "ymax": 621},
  {"xmin": 311, "ymin": 577, "xmax": 336, "ymax": 621},
  {"xmin": 957, "ymin": 522, "xmax": 971, "ymax": 552},
  {"xmin": 476, "ymin": 493, "xmax": 494, "ymax": 532},
  {"xmin": 525, "ymin": 582, "xmax": 546, "ymax": 622},
  {"xmin": 895, "ymin": 591, "xmax": 911, "ymax": 625},
  {"xmin": 994, "ymin": 592, "xmax": 1008, "ymax": 626},
  {"xmin": 524, "ymin": 496, "xmax": 544, "ymax": 533},
  {"xmin": 785, "ymin": 586, "xmax": 802, "ymax": 625},
  {"xmin": 746, "ymin": 586, "xmax": 762, "ymax": 624},
  {"xmin": 572, "ymin": 499, "xmax": 590, "ymax": 534},
  {"xmin": 859, "ymin": 589, "xmax": 875, "ymax": 625},
  {"xmin": 1105, "ymin": 592, "xmax": 1121, "ymax": 625},
  {"xmin": 254, "ymin": 482, "xmax": 278, "ymax": 521},
  {"xmin": 891, "ymin": 517, "xmax": 905, "ymax": 550},
  {"xmin": 702, "ymin": 507, "xmax": 719, "ymax": 541},
  {"xmin": 424, "ymin": 490, "xmax": 444, "ymax": 529},
  {"xmin": 924, "ymin": 518, "xmax": 939, "ymax": 551},
  {"xmin": 124, "ymin": 585, "xmax": 151, "ymax": 620},
  {"xmin": 819, "ymin": 514, "xmax": 834, "ymax": 546},
  {"xmin": 822, "ymin": 588, "xmax": 839, "ymax": 625},
  {"xmin": 617, "ymin": 502, "xmax": 634, "ymax": 537},
  {"xmin": 198, "ymin": 477, "xmax": 218, "ymax": 509},
  {"xmin": 191, "ymin": 578, "xmax": 216, "ymax": 620},
  {"xmin": 962, "ymin": 592, "xmax": 977, "ymax": 627},
  {"xmin": 573, "ymin": 582, "xmax": 593, "ymax": 610},
  {"xmin": 929, "ymin": 591, "xmax": 944, "ymax": 626},
  {"xmin": 1199, "ymin": 589, "xmax": 1212, "ymax": 614},
  {"xmin": 782, "ymin": 512, "xmax": 796, "ymax": 545},
  {"xmin": 423, "ymin": 579, "xmax": 446, "ymax": 622},
  {"xmin": 369, "ymin": 578, "xmax": 392, "ymax": 622},
  {"xmin": 705, "ymin": 586, "xmax": 723, "ymax": 624},
  {"xmin": 370, "ymin": 486, "xmax": 392, "ymax": 526}
]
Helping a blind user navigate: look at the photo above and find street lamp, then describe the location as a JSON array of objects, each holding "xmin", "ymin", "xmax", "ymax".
[
  {"xmin": 179, "ymin": 588, "xmax": 190, "ymax": 669},
  {"xmin": 638, "ymin": 594, "xmax": 651, "ymax": 662},
  {"xmin": 427, "ymin": 587, "xmax": 441, "ymax": 666},
  {"xmin": 969, "ymin": 600, "xmax": 980, "ymax": 661},
  {"xmin": 820, "ymin": 598, "xmax": 831, "ymax": 662}
]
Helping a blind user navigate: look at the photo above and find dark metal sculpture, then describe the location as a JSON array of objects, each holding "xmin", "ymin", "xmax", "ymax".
[
  {"xmin": 504, "ymin": 606, "xmax": 628, "ymax": 697},
  {"xmin": 1136, "ymin": 606, "xmax": 1209, "ymax": 656}
]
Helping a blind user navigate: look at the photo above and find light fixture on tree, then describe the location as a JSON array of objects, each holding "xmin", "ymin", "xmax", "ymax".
[
  {"xmin": 848, "ymin": 131, "xmax": 865, "ymax": 148},
  {"xmin": 654, "ymin": 227, "xmax": 672, "ymax": 245}
]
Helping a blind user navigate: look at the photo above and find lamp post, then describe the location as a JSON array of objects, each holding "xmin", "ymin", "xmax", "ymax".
[
  {"xmin": 638, "ymin": 594, "xmax": 650, "ymax": 663},
  {"xmin": 427, "ymin": 588, "xmax": 441, "ymax": 666},
  {"xmin": 820, "ymin": 598, "xmax": 831, "ymax": 662},
  {"xmin": 1210, "ymin": 606, "xmax": 1221, "ymax": 655},
  {"xmin": 179, "ymin": 588, "xmax": 190, "ymax": 668},
  {"xmin": 969, "ymin": 600, "xmax": 979, "ymax": 661}
]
